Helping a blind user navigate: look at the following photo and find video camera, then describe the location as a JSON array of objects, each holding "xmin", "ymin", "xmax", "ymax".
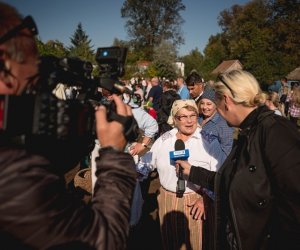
[{"xmin": 0, "ymin": 46, "xmax": 139, "ymax": 145}]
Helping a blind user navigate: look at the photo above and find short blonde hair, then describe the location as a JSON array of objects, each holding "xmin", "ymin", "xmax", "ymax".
[
  {"xmin": 167, "ymin": 99, "xmax": 198, "ymax": 126},
  {"xmin": 215, "ymin": 69, "xmax": 264, "ymax": 107}
]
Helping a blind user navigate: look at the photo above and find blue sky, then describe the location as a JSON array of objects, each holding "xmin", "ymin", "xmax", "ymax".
[{"xmin": 6, "ymin": 0, "xmax": 250, "ymax": 56}]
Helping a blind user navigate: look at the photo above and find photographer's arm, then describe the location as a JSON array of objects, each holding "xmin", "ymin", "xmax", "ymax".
[{"xmin": 36, "ymin": 94, "xmax": 136, "ymax": 249}]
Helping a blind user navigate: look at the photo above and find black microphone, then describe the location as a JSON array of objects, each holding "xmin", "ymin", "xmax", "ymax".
[{"xmin": 171, "ymin": 139, "xmax": 189, "ymax": 197}]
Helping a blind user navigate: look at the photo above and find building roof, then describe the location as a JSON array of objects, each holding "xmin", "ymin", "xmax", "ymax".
[
  {"xmin": 211, "ymin": 60, "xmax": 243, "ymax": 75},
  {"xmin": 286, "ymin": 67, "xmax": 300, "ymax": 81}
]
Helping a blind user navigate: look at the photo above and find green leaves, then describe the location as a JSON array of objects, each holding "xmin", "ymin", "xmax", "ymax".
[
  {"xmin": 68, "ymin": 23, "xmax": 94, "ymax": 62},
  {"xmin": 121, "ymin": 0, "xmax": 185, "ymax": 61}
]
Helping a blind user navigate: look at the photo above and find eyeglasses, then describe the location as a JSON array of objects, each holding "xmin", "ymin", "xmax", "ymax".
[
  {"xmin": 218, "ymin": 74, "xmax": 235, "ymax": 98},
  {"xmin": 175, "ymin": 114, "xmax": 198, "ymax": 122},
  {"xmin": 0, "ymin": 16, "xmax": 38, "ymax": 44}
]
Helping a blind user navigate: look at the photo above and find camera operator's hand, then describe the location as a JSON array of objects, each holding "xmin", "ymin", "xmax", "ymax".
[{"xmin": 95, "ymin": 94, "xmax": 133, "ymax": 151}]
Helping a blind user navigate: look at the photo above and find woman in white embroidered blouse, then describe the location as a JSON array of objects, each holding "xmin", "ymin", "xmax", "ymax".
[{"xmin": 136, "ymin": 99, "xmax": 221, "ymax": 250}]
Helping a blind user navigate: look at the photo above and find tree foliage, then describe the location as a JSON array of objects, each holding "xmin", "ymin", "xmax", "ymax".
[
  {"xmin": 36, "ymin": 38, "xmax": 67, "ymax": 57},
  {"xmin": 151, "ymin": 40, "xmax": 178, "ymax": 79},
  {"xmin": 68, "ymin": 23, "xmax": 94, "ymax": 62},
  {"xmin": 202, "ymin": 34, "xmax": 227, "ymax": 81},
  {"xmin": 210, "ymin": 0, "xmax": 300, "ymax": 84},
  {"xmin": 180, "ymin": 48, "xmax": 204, "ymax": 78},
  {"xmin": 218, "ymin": 0, "xmax": 275, "ymax": 82},
  {"xmin": 121, "ymin": 0, "xmax": 185, "ymax": 60},
  {"xmin": 270, "ymin": 0, "xmax": 300, "ymax": 75}
]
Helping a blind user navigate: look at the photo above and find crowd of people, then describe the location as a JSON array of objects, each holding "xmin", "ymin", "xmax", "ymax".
[{"xmin": 1, "ymin": 2, "xmax": 300, "ymax": 250}]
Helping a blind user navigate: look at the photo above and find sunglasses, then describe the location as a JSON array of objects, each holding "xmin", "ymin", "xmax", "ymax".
[
  {"xmin": 218, "ymin": 74, "xmax": 235, "ymax": 98},
  {"xmin": 0, "ymin": 15, "xmax": 38, "ymax": 44}
]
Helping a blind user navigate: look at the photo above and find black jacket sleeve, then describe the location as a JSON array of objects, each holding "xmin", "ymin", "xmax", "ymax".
[
  {"xmin": 0, "ymin": 146, "xmax": 136, "ymax": 250},
  {"xmin": 189, "ymin": 166, "xmax": 216, "ymax": 191}
]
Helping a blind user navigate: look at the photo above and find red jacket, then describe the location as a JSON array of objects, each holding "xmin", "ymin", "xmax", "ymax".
[{"xmin": 147, "ymin": 107, "xmax": 157, "ymax": 120}]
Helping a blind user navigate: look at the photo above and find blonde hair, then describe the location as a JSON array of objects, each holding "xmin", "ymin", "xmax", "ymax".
[{"xmin": 215, "ymin": 69, "xmax": 264, "ymax": 107}]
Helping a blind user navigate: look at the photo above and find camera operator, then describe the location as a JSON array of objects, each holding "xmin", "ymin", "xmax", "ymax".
[{"xmin": 0, "ymin": 3, "xmax": 137, "ymax": 250}]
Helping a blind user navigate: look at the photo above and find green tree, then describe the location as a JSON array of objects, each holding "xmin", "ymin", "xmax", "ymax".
[
  {"xmin": 121, "ymin": 0, "xmax": 185, "ymax": 60},
  {"xmin": 214, "ymin": 0, "xmax": 300, "ymax": 84},
  {"xmin": 219, "ymin": 1, "xmax": 275, "ymax": 82},
  {"xmin": 202, "ymin": 34, "xmax": 227, "ymax": 81},
  {"xmin": 68, "ymin": 23, "xmax": 94, "ymax": 62},
  {"xmin": 146, "ymin": 63, "xmax": 159, "ymax": 78},
  {"xmin": 36, "ymin": 38, "xmax": 67, "ymax": 57},
  {"xmin": 181, "ymin": 48, "xmax": 204, "ymax": 78},
  {"xmin": 112, "ymin": 38, "xmax": 131, "ymax": 49},
  {"xmin": 270, "ymin": 0, "xmax": 300, "ymax": 76},
  {"xmin": 151, "ymin": 40, "xmax": 178, "ymax": 79}
]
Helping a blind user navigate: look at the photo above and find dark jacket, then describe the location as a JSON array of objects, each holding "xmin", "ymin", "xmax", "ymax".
[
  {"xmin": 189, "ymin": 106, "xmax": 300, "ymax": 250},
  {"xmin": 156, "ymin": 89, "xmax": 180, "ymax": 136},
  {"xmin": 0, "ymin": 139, "xmax": 136, "ymax": 250}
]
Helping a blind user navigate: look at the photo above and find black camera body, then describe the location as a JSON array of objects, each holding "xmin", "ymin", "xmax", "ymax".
[
  {"xmin": 96, "ymin": 46, "xmax": 127, "ymax": 77},
  {"xmin": 0, "ymin": 46, "xmax": 138, "ymax": 144},
  {"xmin": 1, "ymin": 94, "xmax": 94, "ymax": 140}
]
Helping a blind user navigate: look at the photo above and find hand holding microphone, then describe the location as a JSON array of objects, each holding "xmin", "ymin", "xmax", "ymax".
[
  {"xmin": 175, "ymin": 159, "xmax": 192, "ymax": 178},
  {"xmin": 169, "ymin": 139, "xmax": 189, "ymax": 197}
]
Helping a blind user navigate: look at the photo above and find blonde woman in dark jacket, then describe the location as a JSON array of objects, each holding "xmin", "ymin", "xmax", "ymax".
[{"xmin": 176, "ymin": 70, "xmax": 300, "ymax": 250}]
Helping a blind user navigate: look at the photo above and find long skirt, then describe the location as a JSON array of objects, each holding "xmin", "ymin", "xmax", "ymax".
[{"xmin": 157, "ymin": 187, "xmax": 203, "ymax": 250}]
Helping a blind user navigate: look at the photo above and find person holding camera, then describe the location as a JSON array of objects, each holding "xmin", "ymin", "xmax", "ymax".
[
  {"xmin": 0, "ymin": 3, "xmax": 137, "ymax": 249},
  {"xmin": 176, "ymin": 70, "xmax": 300, "ymax": 250}
]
